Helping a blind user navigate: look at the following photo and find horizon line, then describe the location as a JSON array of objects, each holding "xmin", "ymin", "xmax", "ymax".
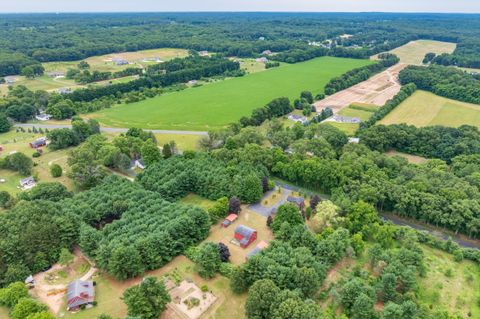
[{"xmin": 0, "ymin": 11, "xmax": 479, "ymax": 15}]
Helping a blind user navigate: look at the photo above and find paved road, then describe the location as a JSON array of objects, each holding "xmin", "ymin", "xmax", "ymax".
[{"xmin": 14, "ymin": 123, "xmax": 208, "ymax": 136}]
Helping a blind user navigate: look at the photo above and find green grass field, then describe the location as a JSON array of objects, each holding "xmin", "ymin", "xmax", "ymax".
[
  {"xmin": 374, "ymin": 40, "xmax": 456, "ymax": 65},
  {"xmin": 338, "ymin": 103, "xmax": 378, "ymax": 121},
  {"xmin": 419, "ymin": 246, "xmax": 480, "ymax": 318},
  {"xmin": 92, "ymin": 57, "xmax": 373, "ymax": 131},
  {"xmin": 380, "ymin": 90, "xmax": 480, "ymax": 127}
]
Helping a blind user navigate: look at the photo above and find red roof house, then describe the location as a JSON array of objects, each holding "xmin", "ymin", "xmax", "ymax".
[
  {"xmin": 234, "ymin": 225, "xmax": 257, "ymax": 248},
  {"xmin": 222, "ymin": 214, "xmax": 238, "ymax": 228}
]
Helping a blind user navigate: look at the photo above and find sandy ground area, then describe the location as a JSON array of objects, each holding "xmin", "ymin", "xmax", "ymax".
[
  {"xmin": 29, "ymin": 248, "xmax": 96, "ymax": 315},
  {"xmin": 315, "ymin": 63, "xmax": 407, "ymax": 113}
]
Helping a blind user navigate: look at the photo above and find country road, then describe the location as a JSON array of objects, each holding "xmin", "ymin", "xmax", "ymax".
[{"xmin": 14, "ymin": 123, "xmax": 208, "ymax": 136}]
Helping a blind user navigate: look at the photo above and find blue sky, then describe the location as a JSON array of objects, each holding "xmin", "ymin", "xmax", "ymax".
[{"xmin": 1, "ymin": 0, "xmax": 479, "ymax": 13}]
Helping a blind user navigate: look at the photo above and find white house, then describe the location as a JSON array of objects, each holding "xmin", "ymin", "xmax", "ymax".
[
  {"xmin": 288, "ymin": 114, "xmax": 308, "ymax": 125},
  {"xmin": 35, "ymin": 113, "xmax": 51, "ymax": 121},
  {"xmin": 20, "ymin": 176, "xmax": 36, "ymax": 190}
]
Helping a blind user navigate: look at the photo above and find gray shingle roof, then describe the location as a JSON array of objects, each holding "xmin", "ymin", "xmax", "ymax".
[{"xmin": 67, "ymin": 280, "xmax": 94, "ymax": 310}]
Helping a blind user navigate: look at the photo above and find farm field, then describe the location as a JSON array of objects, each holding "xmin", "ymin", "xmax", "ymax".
[
  {"xmin": 91, "ymin": 57, "xmax": 373, "ymax": 131},
  {"xmin": 315, "ymin": 63, "xmax": 406, "ymax": 114},
  {"xmin": 380, "ymin": 90, "xmax": 480, "ymax": 127},
  {"xmin": 375, "ymin": 40, "xmax": 457, "ymax": 65},
  {"xmin": 0, "ymin": 75, "xmax": 82, "ymax": 96},
  {"xmin": 418, "ymin": 246, "xmax": 480, "ymax": 318}
]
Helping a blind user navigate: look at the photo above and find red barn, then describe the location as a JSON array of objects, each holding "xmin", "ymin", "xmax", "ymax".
[{"xmin": 234, "ymin": 225, "xmax": 257, "ymax": 248}]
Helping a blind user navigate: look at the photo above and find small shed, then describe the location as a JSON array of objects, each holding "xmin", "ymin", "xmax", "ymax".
[
  {"xmin": 67, "ymin": 280, "xmax": 95, "ymax": 311},
  {"xmin": 262, "ymin": 50, "xmax": 273, "ymax": 56},
  {"xmin": 20, "ymin": 176, "xmax": 36, "ymax": 190},
  {"xmin": 25, "ymin": 275, "xmax": 35, "ymax": 288},
  {"xmin": 30, "ymin": 137, "xmax": 47, "ymax": 149},
  {"xmin": 234, "ymin": 225, "xmax": 257, "ymax": 248},
  {"xmin": 222, "ymin": 214, "xmax": 238, "ymax": 228},
  {"xmin": 256, "ymin": 57, "xmax": 269, "ymax": 63},
  {"xmin": 246, "ymin": 240, "xmax": 269, "ymax": 260}
]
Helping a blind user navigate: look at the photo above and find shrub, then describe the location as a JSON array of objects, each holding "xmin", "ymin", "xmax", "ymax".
[
  {"xmin": 49, "ymin": 164, "xmax": 62, "ymax": 178},
  {"xmin": 32, "ymin": 152, "xmax": 41, "ymax": 158}
]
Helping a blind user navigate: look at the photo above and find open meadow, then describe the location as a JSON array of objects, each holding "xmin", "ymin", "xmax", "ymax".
[
  {"xmin": 380, "ymin": 90, "xmax": 480, "ymax": 128},
  {"xmin": 374, "ymin": 40, "xmax": 457, "ymax": 65},
  {"xmin": 91, "ymin": 57, "xmax": 373, "ymax": 131},
  {"xmin": 43, "ymin": 48, "xmax": 189, "ymax": 73}
]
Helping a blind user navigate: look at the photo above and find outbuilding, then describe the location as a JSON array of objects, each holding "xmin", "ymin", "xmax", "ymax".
[
  {"xmin": 222, "ymin": 214, "xmax": 238, "ymax": 228},
  {"xmin": 67, "ymin": 280, "xmax": 95, "ymax": 311},
  {"xmin": 246, "ymin": 240, "xmax": 268, "ymax": 260},
  {"xmin": 234, "ymin": 225, "xmax": 257, "ymax": 248}
]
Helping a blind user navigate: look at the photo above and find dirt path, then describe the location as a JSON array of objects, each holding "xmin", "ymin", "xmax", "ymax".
[{"xmin": 315, "ymin": 63, "xmax": 407, "ymax": 114}]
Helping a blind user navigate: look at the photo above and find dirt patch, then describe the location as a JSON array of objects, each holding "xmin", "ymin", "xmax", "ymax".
[
  {"xmin": 205, "ymin": 206, "xmax": 274, "ymax": 265},
  {"xmin": 30, "ymin": 248, "xmax": 95, "ymax": 315},
  {"xmin": 315, "ymin": 63, "xmax": 407, "ymax": 114}
]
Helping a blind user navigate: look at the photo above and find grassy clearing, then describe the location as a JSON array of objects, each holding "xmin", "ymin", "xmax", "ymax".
[
  {"xmin": 380, "ymin": 90, "xmax": 480, "ymax": 128},
  {"xmin": 180, "ymin": 193, "xmax": 216, "ymax": 210},
  {"xmin": 64, "ymin": 256, "xmax": 247, "ymax": 319},
  {"xmin": 43, "ymin": 48, "xmax": 189, "ymax": 74},
  {"xmin": 374, "ymin": 40, "xmax": 456, "ymax": 65},
  {"xmin": 385, "ymin": 150, "xmax": 428, "ymax": 164},
  {"xmin": 338, "ymin": 105, "xmax": 375, "ymax": 121},
  {"xmin": 154, "ymin": 133, "xmax": 202, "ymax": 151},
  {"xmin": 92, "ymin": 57, "xmax": 373, "ymax": 131},
  {"xmin": 237, "ymin": 58, "xmax": 267, "ymax": 74},
  {"xmin": 326, "ymin": 122, "xmax": 359, "ymax": 136},
  {"xmin": 418, "ymin": 245, "xmax": 480, "ymax": 318}
]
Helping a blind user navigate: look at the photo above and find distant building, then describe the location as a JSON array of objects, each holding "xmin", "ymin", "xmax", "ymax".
[
  {"xmin": 328, "ymin": 115, "xmax": 362, "ymax": 124},
  {"xmin": 58, "ymin": 88, "xmax": 72, "ymax": 94},
  {"xmin": 67, "ymin": 280, "xmax": 95, "ymax": 311},
  {"xmin": 188, "ymin": 80, "xmax": 198, "ymax": 85},
  {"xmin": 199, "ymin": 51, "xmax": 209, "ymax": 57},
  {"xmin": 30, "ymin": 137, "xmax": 47, "ymax": 149},
  {"xmin": 112, "ymin": 57, "xmax": 129, "ymax": 66},
  {"xmin": 131, "ymin": 159, "xmax": 145, "ymax": 170},
  {"xmin": 20, "ymin": 176, "xmax": 36, "ymax": 190},
  {"xmin": 4, "ymin": 76, "xmax": 17, "ymax": 85},
  {"xmin": 288, "ymin": 114, "xmax": 308, "ymax": 125},
  {"xmin": 47, "ymin": 71, "xmax": 65, "ymax": 78},
  {"xmin": 262, "ymin": 50, "xmax": 273, "ymax": 56},
  {"xmin": 35, "ymin": 113, "xmax": 51, "ymax": 121},
  {"xmin": 234, "ymin": 225, "xmax": 257, "ymax": 248},
  {"xmin": 258, "ymin": 36, "xmax": 265, "ymax": 41},
  {"xmin": 256, "ymin": 57, "xmax": 269, "ymax": 63},
  {"xmin": 348, "ymin": 137, "xmax": 360, "ymax": 144}
]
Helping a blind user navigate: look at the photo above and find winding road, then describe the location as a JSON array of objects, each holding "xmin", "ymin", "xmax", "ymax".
[{"xmin": 14, "ymin": 123, "xmax": 208, "ymax": 136}]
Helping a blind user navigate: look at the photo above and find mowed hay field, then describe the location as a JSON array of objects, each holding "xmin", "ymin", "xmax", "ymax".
[
  {"xmin": 93, "ymin": 57, "xmax": 373, "ymax": 131},
  {"xmin": 374, "ymin": 40, "xmax": 456, "ymax": 65},
  {"xmin": 380, "ymin": 90, "xmax": 480, "ymax": 128}
]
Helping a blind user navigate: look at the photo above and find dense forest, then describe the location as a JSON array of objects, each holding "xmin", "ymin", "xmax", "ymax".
[
  {"xmin": 399, "ymin": 65, "xmax": 480, "ymax": 104},
  {"xmin": 1, "ymin": 13, "xmax": 480, "ymax": 76}
]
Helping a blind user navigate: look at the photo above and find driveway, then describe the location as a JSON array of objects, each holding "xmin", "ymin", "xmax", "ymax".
[
  {"xmin": 14, "ymin": 123, "xmax": 208, "ymax": 136},
  {"xmin": 249, "ymin": 187, "xmax": 292, "ymax": 217}
]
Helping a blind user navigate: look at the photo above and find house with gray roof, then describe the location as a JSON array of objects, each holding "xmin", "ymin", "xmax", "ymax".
[{"xmin": 67, "ymin": 280, "xmax": 95, "ymax": 311}]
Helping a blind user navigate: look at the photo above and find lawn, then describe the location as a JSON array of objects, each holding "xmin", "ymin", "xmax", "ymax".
[
  {"xmin": 374, "ymin": 40, "xmax": 456, "ymax": 65},
  {"xmin": 418, "ymin": 245, "xmax": 480, "ymax": 318},
  {"xmin": 154, "ymin": 133, "xmax": 202, "ymax": 151},
  {"xmin": 92, "ymin": 57, "xmax": 373, "ymax": 131},
  {"xmin": 326, "ymin": 122, "xmax": 359, "ymax": 136},
  {"xmin": 379, "ymin": 90, "xmax": 480, "ymax": 128},
  {"xmin": 338, "ymin": 104, "xmax": 377, "ymax": 121}
]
